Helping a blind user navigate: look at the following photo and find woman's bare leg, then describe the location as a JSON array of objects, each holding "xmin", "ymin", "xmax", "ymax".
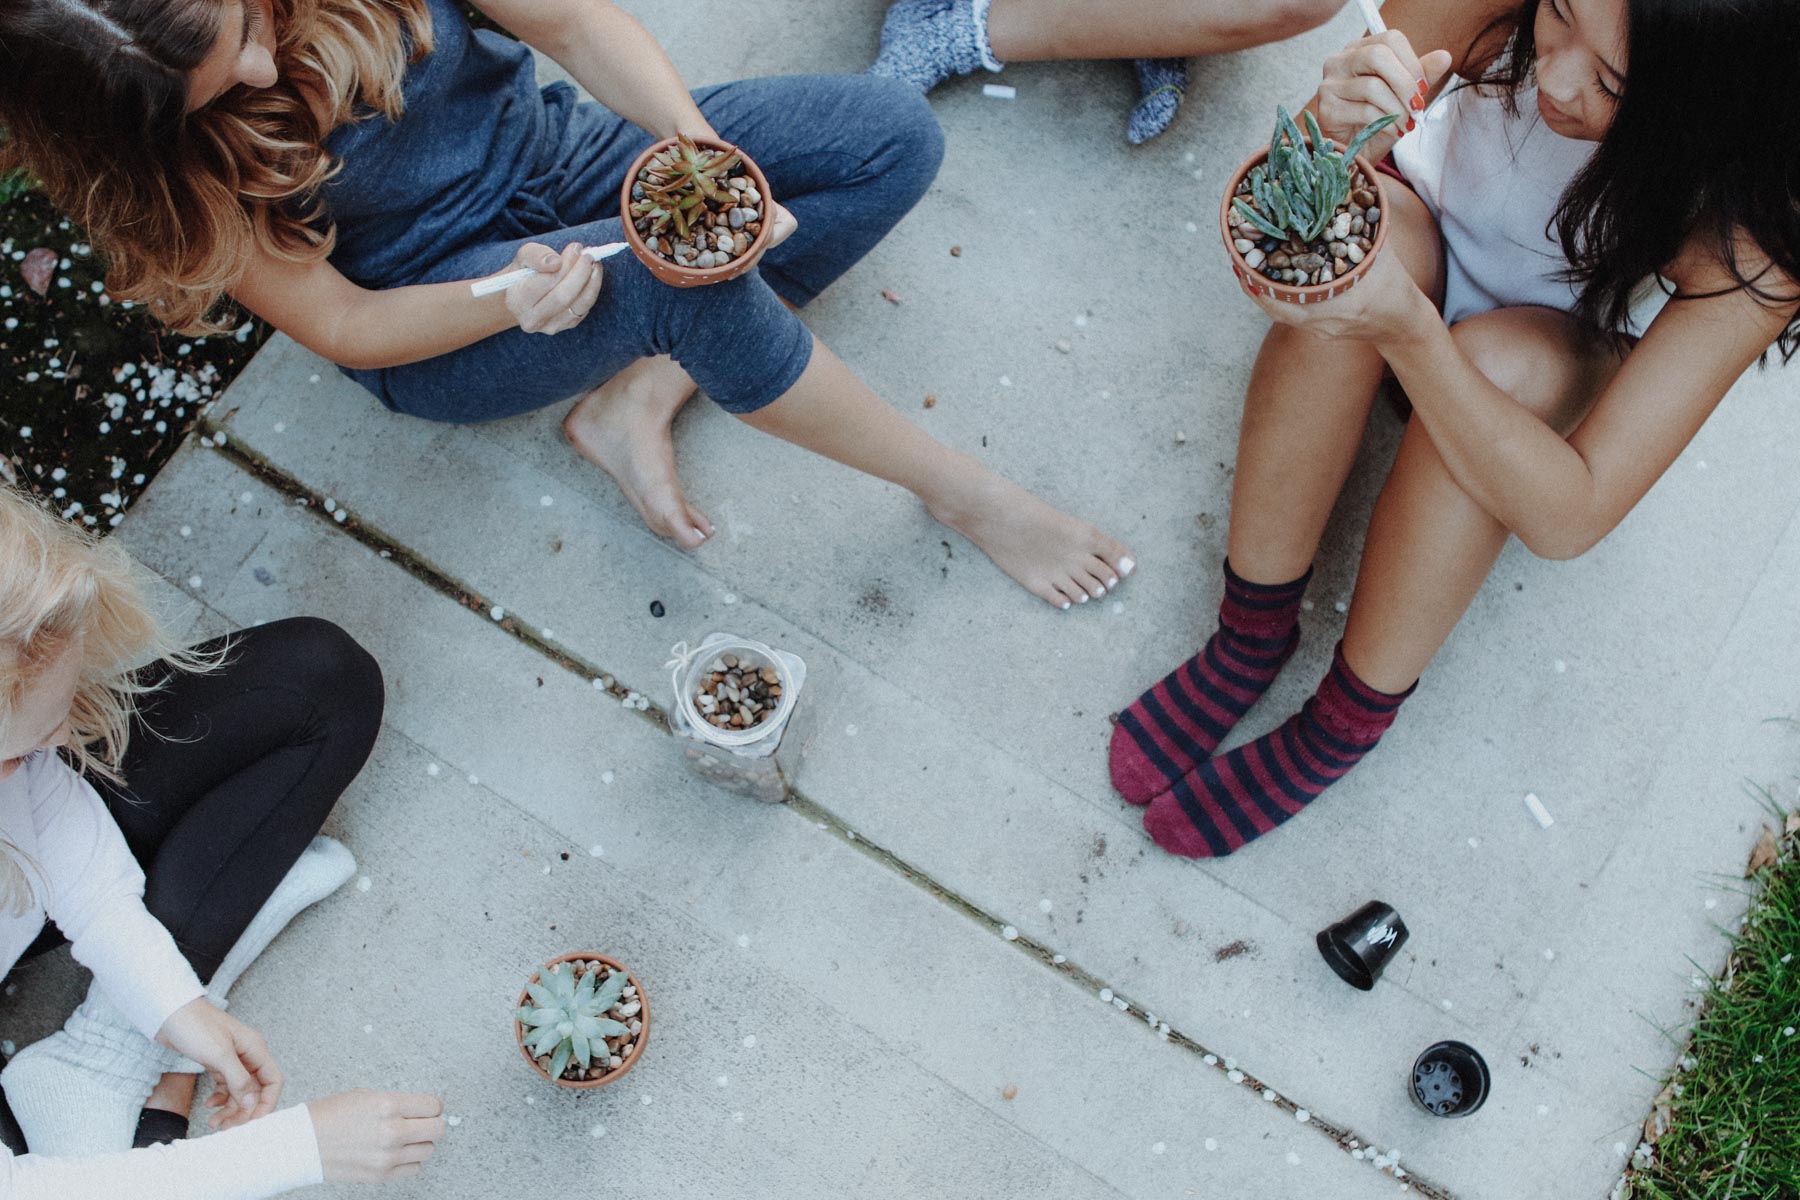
[
  {"xmin": 986, "ymin": 0, "xmax": 1344, "ymax": 61},
  {"xmin": 1226, "ymin": 182, "xmax": 1446, "ymax": 584},
  {"xmin": 563, "ymin": 355, "xmax": 715, "ymax": 549},
  {"xmin": 1343, "ymin": 309, "xmax": 1628, "ymax": 692},
  {"xmin": 740, "ymin": 336, "xmax": 1135, "ymax": 609},
  {"xmin": 144, "ymin": 1072, "xmax": 197, "ymax": 1118}
]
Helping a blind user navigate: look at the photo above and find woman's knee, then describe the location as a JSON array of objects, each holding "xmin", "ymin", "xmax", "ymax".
[
  {"xmin": 853, "ymin": 74, "xmax": 946, "ymax": 196},
  {"xmin": 1448, "ymin": 310, "xmax": 1599, "ymax": 434},
  {"xmin": 239, "ymin": 617, "xmax": 386, "ymax": 734}
]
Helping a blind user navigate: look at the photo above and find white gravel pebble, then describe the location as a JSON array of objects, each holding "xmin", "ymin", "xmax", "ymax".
[
  {"xmin": 742, "ymin": 1036, "xmax": 756, "ymax": 1048},
  {"xmin": 1554, "ymin": 659, "xmax": 1567, "ymax": 672},
  {"xmin": 1204, "ymin": 1137, "xmax": 1218, "ymax": 1152},
  {"xmin": 1614, "ymin": 1142, "xmax": 1628, "ymax": 1157},
  {"xmin": 1295, "ymin": 1109, "xmax": 1310, "ymax": 1123},
  {"xmin": 356, "ymin": 876, "xmax": 371, "ymax": 892},
  {"xmin": 540, "ymin": 495, "xmax": 553, "ymax": 507},
  {"xmin": 716, "ymin": 1076, "xmax": 729, "ymax": 1087},
  {"xmin": 445, "ymin": 1115, "xmax": 461, "ymax": 1127},
  {"xmin": 721, "ymin": 592, "xmax": 737, "ymax": 604},
  {"xmin": 187, "ymin": 575, "xmax": 203, "ymax": 588},
  {"xmin": 1112, "ymin": 997, "xmax": 1128, "ymax": 1011},
  {"xmin": 1099, "ymin": 988, "xmax": 1113, "ymax": 1003},
  {"xmin": 1151, "ymin": 1142, "xmax": 1165, "ymax": 1155},
  {"xmin": 1524, "ymin": 792, "xmax": 1555, "ymax": 828},
  {"xmin": 1333, "ymin": 600, "xmax": 1348, "ymax": 613},
  {"xmin": 273, "ymin": 422, "xmax": 286, "ymax": 433},
  {"xmin": 589, "ymin": 844, "xmax": 603, "ymax": 857},
  {"xmin": 1185, "ymin": 221, "xmax": 1198, "ymax": 233},
  {"xmin": 240, "ymin": 492, "xmax": 253, "ymax": 504},
  {"xmin": 1202, "ymin": 1054, "xmax": 1217, "ymax": 1066},
  {"xmin": 1038, "ymin": 898, "xmax": 1053, "ymax": 913},
  {"xmin": 179, "ymin": 525, "xmax": 193, "ymax": 537},
  {"xmin": 1286, "ymin": 1152, "xmax": 1301, "ymax": 1166},
  {"xmin": 1263, "ymin": 1089, "xmax": 1277, "ymax": 1102},
  {"xmin": 1537, "ymin": 1105, "xmax": 1549, "ymax": 1115},
  {"xmin": 845, "ymin": 724, "xmax": 859, "ymax": 736},
  {"xmin": 1226, "ymin": 1069, "xmax": 1245, "ymax": 1083},
  {"xmin": 490, "ymin": 606, "xmax": 505, "ymax": 621},
  {"xmin": 426, "ymin": 763, "xmax": 440, "ymax": 777},
  {"xmin": 640, "ymin": 1095, "xmax": 652, "ymax": 1106},
  {"xmin": 732, "ymin": 1112, "xmax": 744, "ymax": 1123},
  {"xmin": 736, "ymin": 934, "xmax": 750, "ymax": 948},
  {"xmin": 601, "ymin": 771, "xmax": 615, "ymax": 784},
  {"xmin": 1442, "ymin": 999, "xmax": 1453, "ymax": 1010},
  {"xmin": 1544, "ymin": 949, "xmax": 1556, "ymax": 961},
  {"xmin": 363, "ymin": 1024, "xmax": 373, "ymax": 1034},
  {"xmin": 1110, "ymin": 600, "xmax": 1124, "ymax": 614},
  {"xmin": 588, "ymin": 1124, "xmax": 603, "ymax": 1137},
  {"xmin": 1051, "ymin": 954, "xmax": 1066, "ymax": 964},
  {"xmin": 1704, "ymin": 898, "xmax": 1718, "ymax": 910}
]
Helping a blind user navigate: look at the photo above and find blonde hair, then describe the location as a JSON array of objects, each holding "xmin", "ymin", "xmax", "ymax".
[
  {"xmin": 0, "ymin": 0, "xmax": 433, "ymax": 334},
  {"xmin": 0, "ymin": 487, "xmax": 222, "ymax": 914}
]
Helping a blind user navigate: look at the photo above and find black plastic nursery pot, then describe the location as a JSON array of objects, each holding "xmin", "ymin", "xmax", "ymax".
[
  {"xmin": 1316, "ymin": 900, "xmax": 1409, "ymax": 991},
  {"xmin": 1410, "ymin": 1041, "xmax": 1491, "ymax": 1118}
]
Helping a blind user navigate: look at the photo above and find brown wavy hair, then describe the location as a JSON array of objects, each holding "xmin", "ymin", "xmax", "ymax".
[{"xmin": 0, "ymin": 0, "xmax": 432, "ymax": 333}]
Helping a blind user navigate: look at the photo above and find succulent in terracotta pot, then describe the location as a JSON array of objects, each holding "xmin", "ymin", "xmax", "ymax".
[
  {"xmin": 621, "ymin": 134, "xmax": 772, "ymax": 289},
  {"xmin": 1221, "ymin": 107, "xmax": 1400, "ymax": 304},
  {"xmin": 514, "ymin": 953, "xmax": 649, "ymax": 1089}
]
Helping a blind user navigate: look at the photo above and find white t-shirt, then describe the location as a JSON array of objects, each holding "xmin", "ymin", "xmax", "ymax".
[
  {"xmin": 0, "ymin": 749, "xmax": 323, "ymax": 1199},
  {"xmin": 1392, "ymin": 79, "xmax": 1671, "ymax": 333}
]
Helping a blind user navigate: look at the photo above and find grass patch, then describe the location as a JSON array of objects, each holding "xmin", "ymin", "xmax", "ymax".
[{"xmin": 1625, "ymin": 791, "xmax": 1800, "ymax": 1199}]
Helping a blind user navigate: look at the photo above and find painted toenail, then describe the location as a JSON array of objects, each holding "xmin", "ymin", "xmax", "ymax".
[
  {"xmin": 1118, "ymin": 557, "xmax": 1136, "ymax": 576},
  {"xmin": 1061, "ymin": 601, "xmax": 1071, "ymax": 610},
  {"xmin": 1077, "ymin": 594, "xmax": 1088, "ymax": 603},
  {"xmin": 1107, "ymin": 577, "xmax": 1119, "ymax": 588}
]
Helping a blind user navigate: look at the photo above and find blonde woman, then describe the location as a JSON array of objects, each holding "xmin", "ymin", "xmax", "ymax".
[
  {"xmin": 0, "ymin": 0, "xmax": 1135, "ymax": 612},
  {"xmin": 0, "ymin": 487, "xmax": 443, "ymax": 1196}
]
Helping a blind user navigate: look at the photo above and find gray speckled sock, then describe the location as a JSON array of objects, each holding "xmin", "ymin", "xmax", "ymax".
[
  {"xmin": 868, "ymin": 0, "xmax": 1003, "ymax": 93},
  {"xmin": 1129, "ymin": 58, "xmax": 1189, "ymax": 144}
]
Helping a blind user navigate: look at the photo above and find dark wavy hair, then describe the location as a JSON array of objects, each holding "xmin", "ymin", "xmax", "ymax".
[{"xmin": 1471, "ymin": 0, "xmax": 1800, "ymax": 359}]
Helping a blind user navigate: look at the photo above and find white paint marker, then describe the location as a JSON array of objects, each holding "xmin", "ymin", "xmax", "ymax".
[
  {"xmin": 470, "ymin": 242, "xmax": 629, "ymax": 297},
  {"xmin": 1524, "ymin": 792, "xmax": 1555, "ymax": 829},
  {"xmin": 1353, "ymin": 0, "xmax": 1387, "ymax": 34}
]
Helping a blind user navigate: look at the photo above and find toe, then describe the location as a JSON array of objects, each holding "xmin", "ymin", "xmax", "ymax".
[
  {"xmin": 1085, "ymin": 556, "xmax": 1121, "ymax": 591},
  {"xmin": 1032, "ymin": 579, "xmax": 1072, "ymax": 610},
  {"xmin": 1074, "ymin": 565, "xmax": 1109, "ymax": 599},
  {"xmin": 1143, "ymin": 793, "xmax": 1215, "ymax": 858},
  {"xmin": 686, "ymin": 505, "xmax": 714, "ymax": 542}
]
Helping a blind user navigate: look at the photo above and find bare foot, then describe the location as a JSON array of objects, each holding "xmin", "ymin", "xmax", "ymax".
[
  {"xmin": 925, "ymin": 465, "xmax": 1136, "ymax": 610},
  {"xmin": 563, "ymin": 356, "xmax": 714, "ymax": 548}
]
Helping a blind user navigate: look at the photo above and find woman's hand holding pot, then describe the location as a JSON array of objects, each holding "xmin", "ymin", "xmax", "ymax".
[
  {"xmin": 1318, "ymin": 31, "xmax": 1454, "ymax": 158},
  {"xmin": 1237, "ymin": 241, "xmax": 1434, "ymax": 345},
  {"xmin": 309, "ymin": 1089, "xmax": 447, "ymax": 1182},
  {"xmin": 734, "ymin": 200, "xmax": 798, "ymax": 273},
  {"xmin": 504, "ymin": 241, "xmax": 604, "ymax": 335}
]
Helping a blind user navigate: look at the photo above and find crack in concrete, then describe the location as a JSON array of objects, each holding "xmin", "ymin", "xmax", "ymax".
[{"xmin": 199, "ymin": 431, "xmax": 1457, "ymax": 1199}]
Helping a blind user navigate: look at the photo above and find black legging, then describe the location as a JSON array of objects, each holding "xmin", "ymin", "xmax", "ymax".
[{"xmin": 0, "ymin": 617, "xmax": 384, "ymax": 1153}]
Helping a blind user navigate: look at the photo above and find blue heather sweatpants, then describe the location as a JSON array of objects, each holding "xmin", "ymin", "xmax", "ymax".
[{"xmin": 347, "ymin": 74, "xmax": 943, "ymax": 420}]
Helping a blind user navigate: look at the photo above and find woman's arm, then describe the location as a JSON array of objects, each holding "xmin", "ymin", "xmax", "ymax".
[
  {"xmin": 232, "ymin": 241, "xmax": 601, "ymax": 371},
  {"xmin": 470, "ymin": 0, "xmax": 714, "ymax": 140},
  {"xmin": 1373, "ymin": 240, "xmax": 1798, "ymax": 559},
  {"xmin": 0, "ymin": 1105, "xmax": 321, "ymax": 1200}
]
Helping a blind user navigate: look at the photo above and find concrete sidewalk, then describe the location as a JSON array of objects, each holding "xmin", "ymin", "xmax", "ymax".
[{"xmin": 6, "ymin": 3, "xmax": 1798, "ymax": 1196}]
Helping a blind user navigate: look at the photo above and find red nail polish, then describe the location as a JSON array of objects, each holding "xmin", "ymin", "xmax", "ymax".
[
  {"xmin": 1410, "ymin": 94, "xmax": 1425, "ymax": 112},
  {"xmin": 1417, "ymin": 78, "xmax": 1429, "ymax": 97}
]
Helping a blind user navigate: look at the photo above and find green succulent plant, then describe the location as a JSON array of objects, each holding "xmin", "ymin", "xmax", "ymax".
[
  {"xmin": 517, "ymin": 961, "xmax": 631, "ymax": 1082},
  {"xmin": 1232, "ymin": 107, "xmax": 1399, "ymax": 244},
  {"xmin": 630, "ymin": 134, "xmax": 744, "ymax": 243}
]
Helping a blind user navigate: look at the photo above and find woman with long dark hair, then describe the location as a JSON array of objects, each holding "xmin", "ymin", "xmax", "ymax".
[
  {"xmin": 1109, "ymin": 0, "xmax": 1799, "ymax": 856},
  {"xmin": 0, "ymin": 0, "xmax": 1137, "ymax": 612}
]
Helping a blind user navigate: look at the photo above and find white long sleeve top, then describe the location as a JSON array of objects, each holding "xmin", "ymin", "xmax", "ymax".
[{"xmin": 0, "ymin": 749, "xmax": 324, "ymax": 1199}]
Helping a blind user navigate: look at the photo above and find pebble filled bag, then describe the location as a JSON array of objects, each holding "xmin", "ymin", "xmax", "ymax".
[{"xmin": 666, "ymin": 634, "xmax": 808, "ymax": 802}]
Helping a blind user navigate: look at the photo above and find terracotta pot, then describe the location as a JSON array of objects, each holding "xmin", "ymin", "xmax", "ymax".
[
  {"xmin": 1219, "ymin": 145, "xmax": 1391, "ymax": 305},
  {"xmin": 620, "ymin": 136, "xmax": 773, "ymax": 289},
  {"xmin": 514, "ymin": 952, "xmax": 650, "ymax": 1090}
]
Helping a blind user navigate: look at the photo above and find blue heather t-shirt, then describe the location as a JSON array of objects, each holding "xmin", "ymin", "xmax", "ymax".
[{"xmin": 322, "ymin": 0, "xmax": 575, "ymax": 289}]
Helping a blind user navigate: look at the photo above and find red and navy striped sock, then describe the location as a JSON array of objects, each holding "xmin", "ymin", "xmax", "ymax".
[
  {"xmin": 1143, "ymin": 642, "xmax": 1414, "ymax": 857},
  {"xmin": 1108, "ymin": 560, "xmax": 1311, "ymax": 805}
]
